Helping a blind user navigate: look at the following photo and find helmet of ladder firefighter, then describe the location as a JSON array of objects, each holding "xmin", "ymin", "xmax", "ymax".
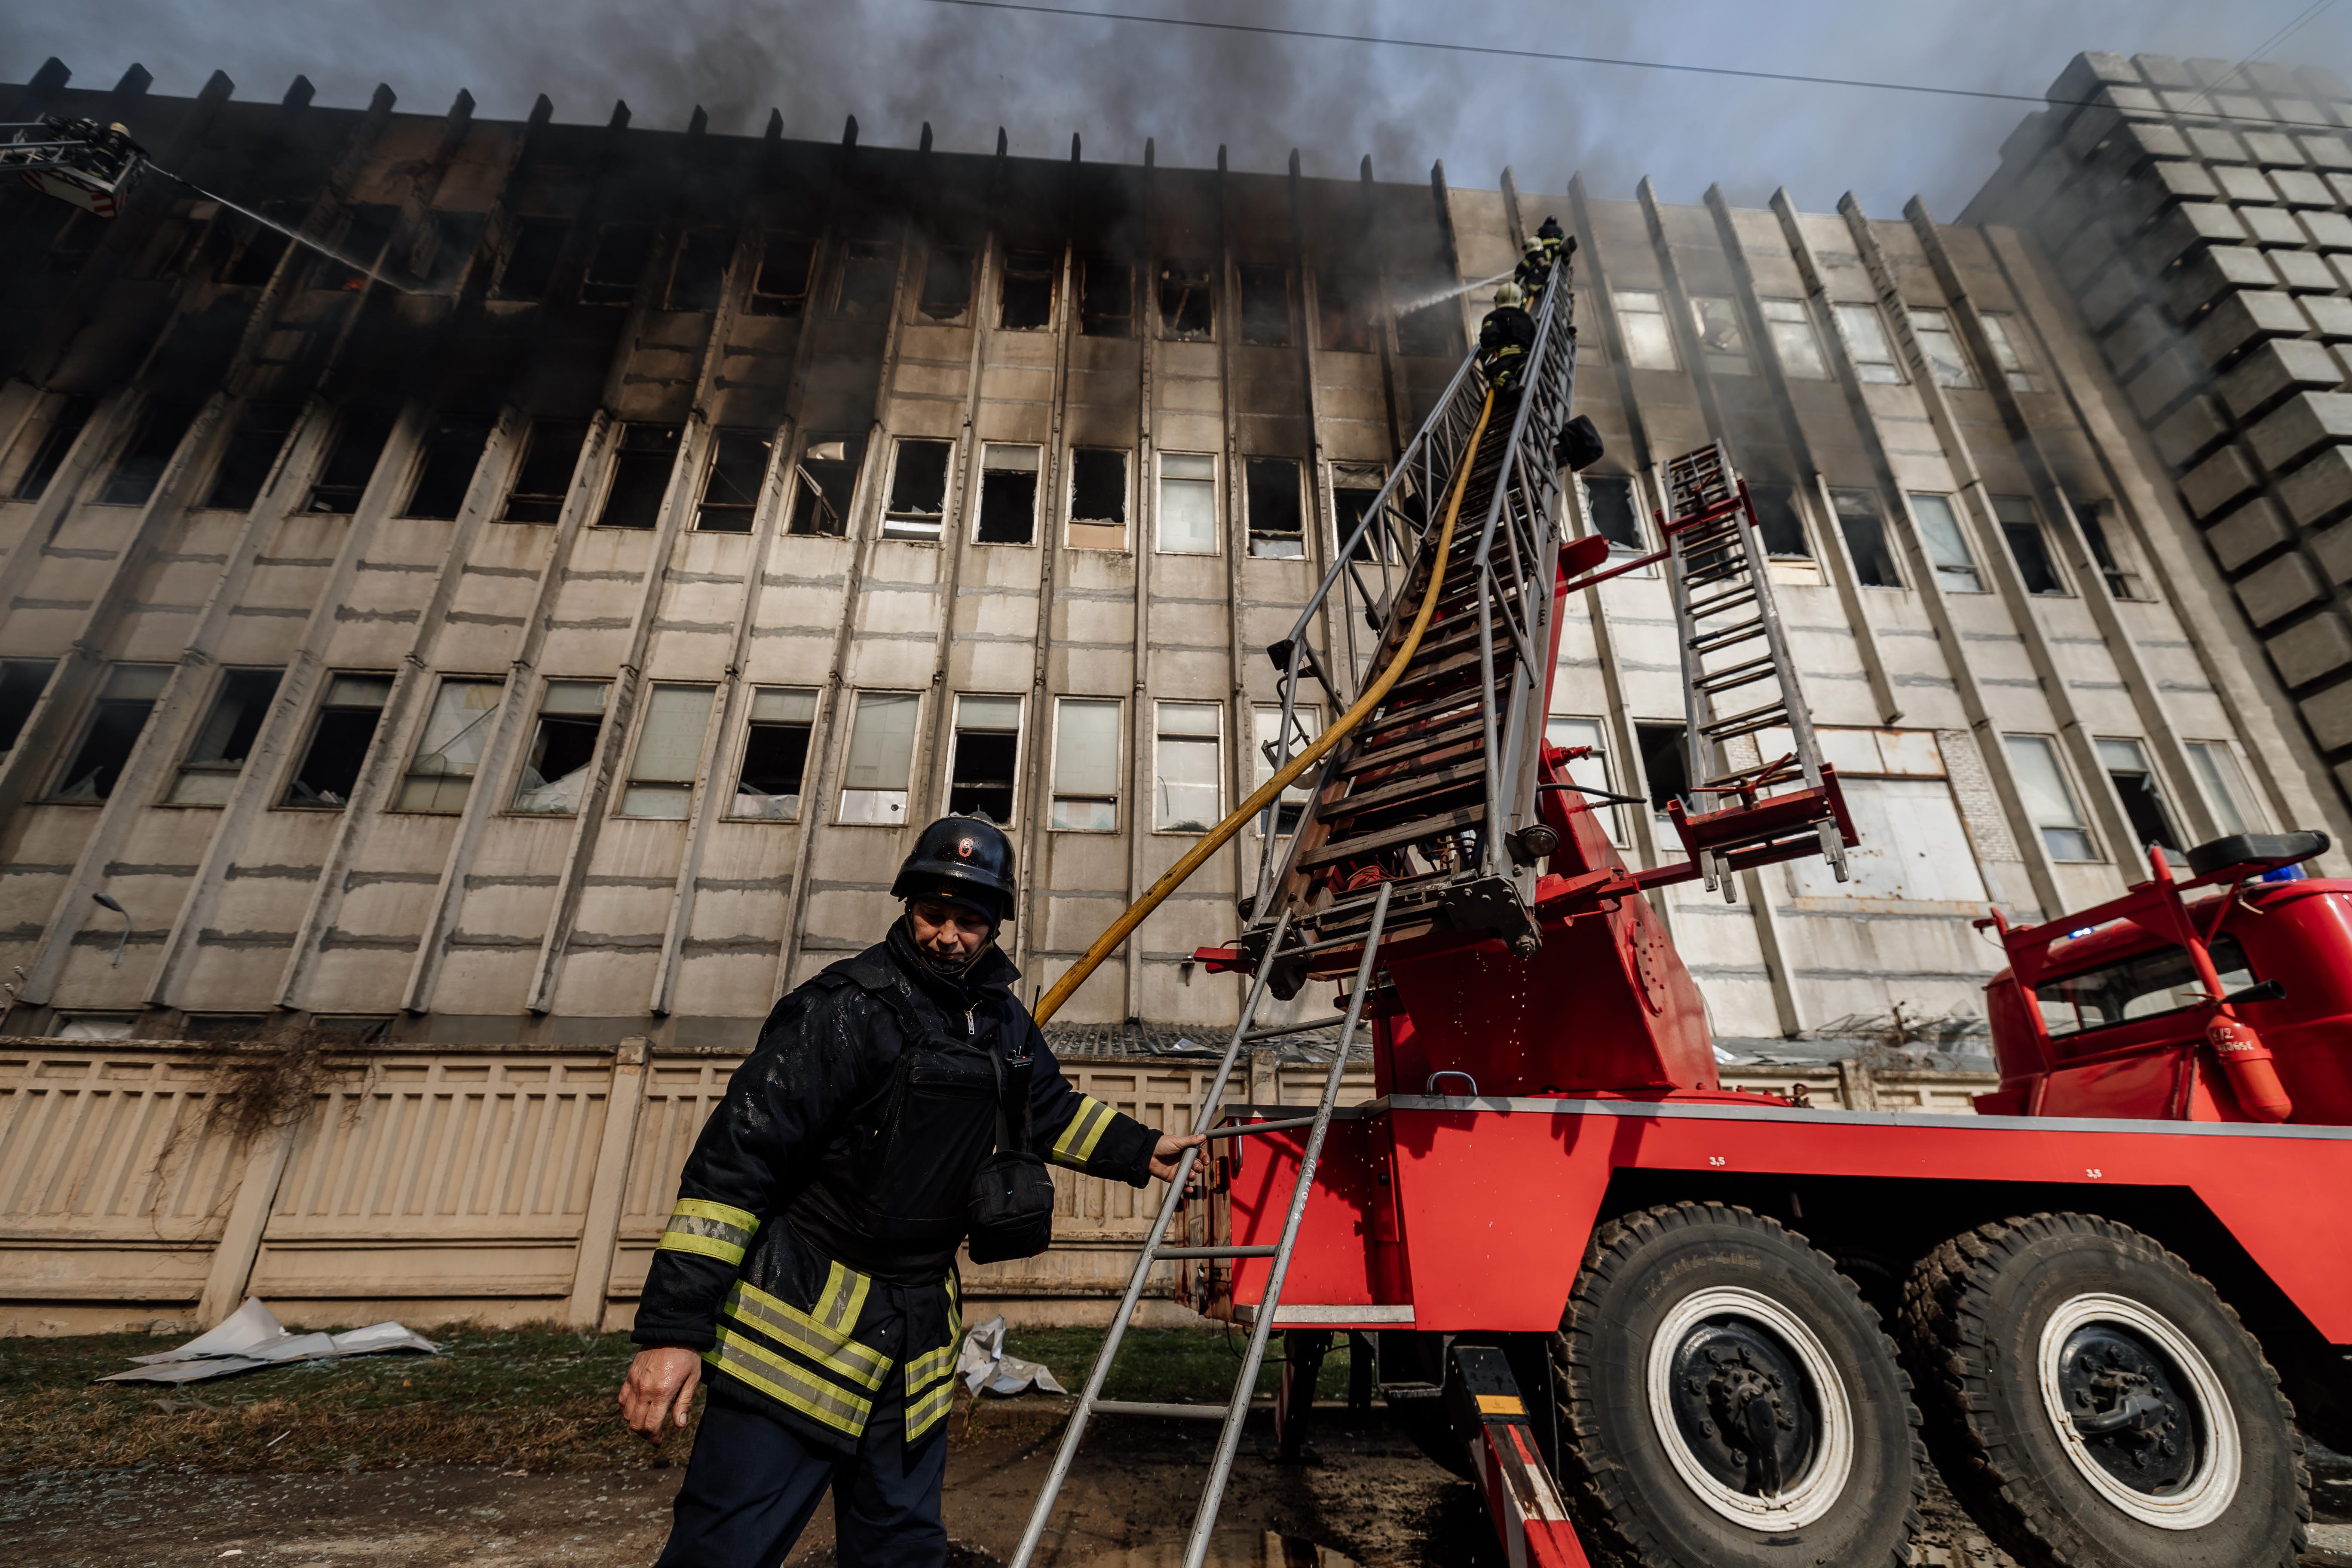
[
  {"xmin": 1493, "ymin": 282, "xmax": 1522, "ymax": 308},
  {"xmin": 892, "ymin": 815, "xmax": 1019, "ymax": 925},
  {"xmin": 1523, "ymin": 239, "xmax": 1545, "ymax": 263}
]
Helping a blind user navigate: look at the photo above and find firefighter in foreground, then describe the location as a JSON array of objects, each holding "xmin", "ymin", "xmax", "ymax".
[
  {"xmin": 1479, "ymin": 281, "xmax": 1536, "ymax": 389},
  {"xmin": 619, "ymin": 816, "xmax": 1204, "ymax": 1566}
]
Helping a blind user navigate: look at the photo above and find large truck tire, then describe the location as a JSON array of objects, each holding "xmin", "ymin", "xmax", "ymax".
[
  {"xmin": 1900, "ymin": 1212, "xmax": 2307, "ymax": 1568},
  {"xmin": 1551, "ymin": 1201, "xmax": 1923, "ymax": 1568}
]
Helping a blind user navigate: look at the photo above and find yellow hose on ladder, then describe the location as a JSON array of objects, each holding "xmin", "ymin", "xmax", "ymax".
[{"xmin": 1032, "ymin": 388, "xmax": 1501, "ymax": 1024}]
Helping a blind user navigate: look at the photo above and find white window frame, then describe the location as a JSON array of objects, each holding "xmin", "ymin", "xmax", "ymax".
[
  {"xmin": 973, "ymin": 442, "xmax": 1042, "ymax": 546},
  {"xmin": 1065, "ymin": 447, "xmax": 1131, "ymax": 551},
  {"xmin": 1545, "ymin": 715, "xmax": 1625, "ymax": 846},
  {"xmin": 617, "ymin": 682, "xmax": 717, "ymax": 819},
  {"xmin": 1050, "ymin": 695, "xmax": 1123, "ymax": 832},
  {"xmin": 1759, "ymin": 297, "xmax": 1828, "ymax": 380},
  {"xmin": 2187, "ymin": 740, "xmax": 2265, "ymax": 838},
  {"xmin": 1908, "ymin": 306, "xmax": 1979, "ymax": 389},
  {"xmin": 1833, "ymin": 302, "xmax": 1905, "ymax": 383},
  {"xmin": 1907, "ymin": 492, "xmax": 1984, "ymax": 594},
  {"xmin": 1153, "ymin": 700, "xmax": 1226, "ymax": 833},
  {"xmin": 881, "ymin": 436, "xmax": 956, "ymax": 543},
  {"xmin": 1613, "ymin": 288, "xmax": 1678, "ymax": 371},
  {"xmin": 943, "ymin": 692, "xmax": 1025, "ymax": 827},
  {"xmin": 509, "ymin": 679, "xmax": 612, "ymax": 816},
  {"xmin": 837, "ymin": 689, "xmax": 922, "ymax": 826},
  {"xmin": 1978, "ymin": 311, "xmax": 2037, "ymax": 391},
  {"xmin": 1156, "ymin": 450, "xmax": 1219, "ymax": 555},
  {"xmin": 729, "ymin": 685, "xmax": 821, "ymax": 822},
  {"xmin": 2005, "ymin": 733, "xmax": 2099, "ymax": 863},
  {"xmin": 1251, "ymin": 703, "xmax": 1320, "ymax": 837},
  {"xmin": 392, "ymin": 676, "xmax": 506, "ymax": 815}
]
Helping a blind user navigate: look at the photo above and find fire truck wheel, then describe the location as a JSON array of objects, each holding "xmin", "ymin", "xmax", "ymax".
[
  {"xmin": 1900, "ymin": 1213, "xmax": 2307, "ymax": 1568},
  {"xmin": 1552, "ymin": 1201, "xmax": 1924, "ymax": 1568}
]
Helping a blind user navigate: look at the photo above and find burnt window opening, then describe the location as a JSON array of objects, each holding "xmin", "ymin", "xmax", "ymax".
[
  {"xmin": 203, "ymin": 403, "xmax": 300, "ymax": 512},
  {"xmin": 666, "ymin": 226, "xmax": 734, "ymax": 312},
  {"xmin": 1583, "ymin": 475, "xmax": 1645, "ymax": 552},
  {"xmin": 976, "ymin": 446, "xmax": 1041, "ymax": 545},
  {"xmin": 1245, "ymin": 457, "xmax": 1305, "ymax": 560},
  {"xmin": 695, "ymin": 429, "xmax": 772, "ymax": 533},
  {"xmin": 732, "ymin": 687, "xmax": 817, "ymax": 819},
  {"xmin": 510, "ymin": 681, "xmax": 608, "ymax": 816},
  {"xmin": 0, "ymin": 660, "xmax": 58, "ymax": 755},
  {"xmin": 1333, "ymin": 479, "xmax": 1385, "ymax": 563},
  {"xmin": 496, "ymin": 216, "xmax": 570, "ymax": 302},
  {"xmin": 168, "ymin": 668, "xmax": 283, "ymax": 806},
  {"xmin": 1239, "ymin": 264, "xmax": 1291, "ymax": 346},
  {"xmin": 884, "ymin": 439, "xmax": 954, "ymax": 542},
  {"xmin": 2072, "ymin": 495, "xmax": 2147, "ymax": 600},
  {"xmin": 305, "ymin": 407, "xmax": 399, "ymax": 514},
  {"xmin": 836, "ymin": 236, "xmax": 899, "ymax": 318},
  {"xmin": 1079, "ymin": 253, "xmax": 1130, "ymax": 337},
  {"xmin": 748, "ymin": 230, "xmax": 816, "ymax": 316},
  {"xmin": 222, "ymin": 219, "xmax": 292, "ymax": 288},
  {"xmin": 283, "ymin": 674, "xmax": 395, "ymax": 808},
  {"xmin": 98, "ymin": 398, "xmax": 202, "ymax": 508},
  {"xmin": 1396, "ymin": 294, "xmax": 1462, "ymax": 358},
  {"xmin": 1998, "ymin": 495, "xmax": 2068, "ymax": 596},
  {"xmin": 999, "ymin": 248, "xmax": 1056, "ymax": 330},
  {"xmin": 181, "ymin": 1014, "xmax": 270, "ymax": 1042},
  {"xmin": 425, "ymin": 210, "xmax": 487, "ymax": 291},
  {"xmin": 581, "ymin": 223, "xmax": 656, "ymax": 305},
  {"xmin": 51, "ymin": 665, "xmax": 170, "ymax": 802},
  {"xmin": 1748, "ymin": 481, "xmax": 1812, "ymax": 560},
  {"xmin": 918, "ymin": 243, "xmax": 973, "ymax": 322},
  {"xmin": 789, "ymin": 438, "xmax": 861, "ymax": 536},
  {"xmin": 1831, "ymin": 489, "xmax": 1903, "ymax": 588},
  {"xmin": 500, "ymin": 419, "xmax": 590, "ymax": 523},
  {"xmin": 1067, "ymin": 448, "xmax": 1129, "ymax": 550},
  {"xmin": 1636, "ymin": 722, "xmax": 1690, "ymax": 815},
  {"xmin": 1318, "ymin": 268, "xmax": 1374, "ymax": 352},
  {"xmin": 401, "ymin": 414, "xmax": 495, "ymax": 520},
  {"xmin": 598, "ymin": 423, "xmax": 683, "ymax": 529},
  {"xmin": 315, "ymin": 204, "xmax": 399, "ymax": 292},
  {"xmin": 2099, "ymin": 738, "xmax": 2183, "ymax": 858},
  {"xmin": 948, "ymin": 696, "xmax": 1022, "ymax": 824},
  {"xmin": 1160, "ymin": 262, "xmax": 1213, "ymax": 339},
  {"xmin": 9, "ymin": 395, "xmax": 95, "ymax": 501}
]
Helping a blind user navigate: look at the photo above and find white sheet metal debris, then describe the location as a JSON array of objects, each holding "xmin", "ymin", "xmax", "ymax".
[
  {"xmin": 99, "ymin": 1298, "xmax": 438, "ymax": 1384},
  {"xmin": 958, "ymin": 1314, "xmax": 1067, "ymax": 1397}
]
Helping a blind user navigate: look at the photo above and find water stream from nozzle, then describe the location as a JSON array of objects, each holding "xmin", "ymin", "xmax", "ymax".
[
  {"xmin": 149, "ymin": 162, "xmax": 417, "ymax": 294},
  {"xmin": 1388, "ymin": 268, "xmax": 1514, "ymax": 318}
]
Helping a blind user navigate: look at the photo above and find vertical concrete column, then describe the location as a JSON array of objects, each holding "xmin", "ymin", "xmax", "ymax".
[
  {"xmin": 1125, "ymin": 149, "xmax": 1161, "ymax": 1023},
  {"xmin": 196, "ymin": 1121, "xmax": 300, "ymax": 1327},
  {"xmin": 567, "ymin": 1035, "xmax": 651, "ymax": 1329}
]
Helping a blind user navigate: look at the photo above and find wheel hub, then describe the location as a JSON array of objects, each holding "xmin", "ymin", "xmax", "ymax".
[
  {"xmin": 2036, "ymin": 1292, "xmax": 2241, "ymax": 1530},
  {"xmin": 2058, "ymin": 1325, "xmax": 2196, "ymax": 1494},
  {"xmin": 1667, "ymin": 1318, "xmax": 1818, "ymax": 1501}
]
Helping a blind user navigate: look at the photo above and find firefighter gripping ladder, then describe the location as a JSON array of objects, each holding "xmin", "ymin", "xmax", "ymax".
[{"xmin": 1660, "ymin": 441, "xmax": 1849, "ymax": 895}]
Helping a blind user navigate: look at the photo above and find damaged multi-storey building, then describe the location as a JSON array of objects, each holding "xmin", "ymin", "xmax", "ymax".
[{"xmin": 2, "ymin": 52, "xmax": 2346, "ymax": 1059}]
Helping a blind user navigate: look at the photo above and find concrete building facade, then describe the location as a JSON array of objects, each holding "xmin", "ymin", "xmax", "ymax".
[{"xmin": 3, "ymin": 57, "xmax": 2345, "ymax": 1058}]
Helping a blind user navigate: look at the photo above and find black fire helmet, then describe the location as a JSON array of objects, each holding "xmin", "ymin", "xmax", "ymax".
[{"xmin": 891, "ymin": 815, "xmax": 1019, "ymax": 923}]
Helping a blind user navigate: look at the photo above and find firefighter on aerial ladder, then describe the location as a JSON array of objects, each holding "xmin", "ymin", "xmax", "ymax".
[
  {"xmin": 618, "ymin": 815, "xmax": 1206, "ymax": 1567},
  {"xmin": 1479, "ymin": 281, "xmax": 1536, "ymax": 390}
]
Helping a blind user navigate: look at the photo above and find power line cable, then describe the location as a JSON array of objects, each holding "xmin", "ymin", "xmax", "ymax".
[
  {"xmin": 915, "ymin": 0, "xmax": 2352, "ymax": 133},
  {"xmin": 2179, "ymin": 0, "xmax": 2340, "ymax": 115}
]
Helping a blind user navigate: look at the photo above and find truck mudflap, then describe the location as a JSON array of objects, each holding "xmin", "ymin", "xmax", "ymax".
[{"xmin": 1446, "ymin": 1344, "xmax": 1590, "ymax": 1568}]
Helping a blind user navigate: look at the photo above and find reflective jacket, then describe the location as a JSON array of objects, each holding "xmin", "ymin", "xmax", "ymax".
[{"xmin": 633, "ymin": 929, "xmax": 1159, "ymax": 1451}]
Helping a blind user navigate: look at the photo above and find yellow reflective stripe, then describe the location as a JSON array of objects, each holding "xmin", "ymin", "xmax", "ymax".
[
  {"xmin": 904, "ymin": 1341, "xmax": 955, "ymax": 1393},
  {"xmin": 657, "ymin": 1230, "xmax": 748, "ymax": 1266},
  {"xmin": 706, "ymin": 1329, "xmax": 873, "ymax": 1437},
  {"xmin": 725, "ymin": 1281, "xmax": 891, "ymax": 1390},
  {"xmin": 659, "ymin": 1198, "xmax": 760, "ymax": 1265},
  {"xmin": 1050, "ymin": 1096, "xmax": 1113, "ymax": 1166},
  {"xmin": 814, "ymin": 1259, "xmax": 872, "ymax": 1332},
  {"xmin": 673, "ymin": 1198, "xmax": 760, "ymax": 1233},
  {"xmin": 906, "ymin": 1376, "xmax": 956, "ymax": 1439}
]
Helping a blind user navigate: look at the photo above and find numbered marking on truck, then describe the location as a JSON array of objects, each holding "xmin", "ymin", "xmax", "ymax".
[
  {"xmin": 2085, "ymin": 1167, "xmax": 2102, "ymax": 1179},
  {"xmin": 1708, "ymin": 1155, "xmax": 1727, "ymax": 1167}
]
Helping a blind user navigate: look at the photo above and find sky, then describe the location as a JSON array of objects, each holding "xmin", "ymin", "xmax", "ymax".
[{"xmin": 5, "ymin": 0, "xmax": 2349, "ymax": 215}]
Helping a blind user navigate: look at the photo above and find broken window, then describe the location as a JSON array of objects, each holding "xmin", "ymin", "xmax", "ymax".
[
  {"xmin": 1635, "ymin": 721, "xmax": 1690, "ymax": 816},
  {"xmin": 0, "ymin": 659, "xmax": 58, "ymax": 757},
  {"xmin": 619, "ymin": 683, "xmax": 715, "ymax": 818},
  {"xmin": 203, "ymin": 402, "xmax": 300, "ymax": 513},
  {"xmin": 394, "ymin": 677, "xmax": 505, "ymax": 813},
  {"xmin": 98, "ymin": 398, "xmax": 202, "ymax": 506},
  {"xmin": 497, "ymin": 216, "xmax": 569, "ymax": 302},
  {"xmin": 839, "ymin": 690, "xmax": 919, "ymax": 824},
  {"xmin": 2070, "ymin": 495, "xmax": 2146, "ymax": 600},
  {"xmin": 1545, "ymin": 716, "xmax": 1625, "ymax": 845},
  {"xmin": 597, "ymin": 423, "xmax": 681, "ymax": 529},
  {"xmin": 305, "ymin": 407, "xmax": 399, "ymax": 515},
  {"xmin": 9, "ymin": 394, "xmax": 95, "ymax": 500},
  {"xmin": 1051, "ymin": 697, "xmax": 1120, "ymax": 831},
  {"xmin": 1908, "ymin": 493, "xmax": 1984, "ymax": 593},
  {"xmin": 732, "ymin": 686, "xmax": 817, "ymax": 820},
  {"xmin": 2005, "ymin": 734, "xmax": 2096, "ymax": 861},
  {"xmin": 1157, "ymin": 453, "xmax": 1217, "ymax": 554},
  {"xmin": 1995, "ymin": 494, "xmax": 2067, "ymax": 595},
  {"xmin": 1909, "ymin": 307, "xmax": 1977, "ymax": 389},
  {"xmin": 283, "ymin": 673, "xmax": 393, "ymax": 808},
  {"xmin": 999, "ymin": 248, "xmax": 1056, "ymax": 330},
  {"xmin": 918, "ymin": 242, "xmax": 974, "ymax": 323},
  {"xmin": 1748, "ymin": 482, "xmax": 1811, "ymax": 560},
  {"xmin": 1831, "ymin": 490, "xmax": 1903, "ymax": 588},
  {"xmin": 1690, "ymin": 296, "xmax": 1748, "ymax": 374},
  {"xmin": 1317, "ymin": 268, "xmax": 1373, "ymax": 352},
  {"xmin": 168, "ymin": 668, "xmax": 282, "ymax": 805},
  {"xmin": 583, "ymin": 223, "xmax": 658, "ymax": 303},
  {"xmin": 401, "ymin": 413, "xmax": 494, "ymax": 520},
  {"xmin": 1245, "ymin": 457, "xmax": 1304, "ymax": 560},
  {"xmin": 223, "ymin": 218, "xmax": 291, "ymax": 288},
  {"xmin": 425, "ymin": 210, "xmax": 487, "ymax": 291},
  {"xmin": 1834, "ymin": 303, "xmax": 1904, "ymax": 383},
  {"xmin": 747, "ymin": 230, "xmax": 816, "ymax": 316},
  {"xmin": 1252, "ymin": 704, "xmax": 1317, "ymax": 836},
  {"xmin": 500, "ymin": 418, "xmax": 589, "ymax": 523},
  {"xmin": 696, "ymin": 429, "xmax": 772, "ymax": 533},
  {"xmin": 789, "ymin": 437, "xmax": 861, "ymax": 536},
  {"xmin": 1067, "ymin": 449, "xmax": 1128, "ymax": 550},
  {"xmin": 1614, "ymin": 290, "xmax": 1678, "ymax": 371},
  {"xmin": 1979, "ymin": 311, "xmax": 2037, "ymax": 392},
  {"xmin": 1155, "ymin": 702, "xmax": 1222, "ymax": 832},
  {"xmin": 1079, "ymin": 253, "xmax": 1130, "ymax": 337},
  {"xmin": 511, "ymin": 680, "xmax": 608, "ymax": 815},
  {"xmin": 51, "ymin": 1014, "xmax": 138, "ymax": 1039},
  {"xmin": 51, "ymin": 664, "xmax": 170, "ymax": 802},
  {"xmin": 1761, "ymin": 298, "xmax": 1828, "ymax": 380},
  {"xmin": 1239, "ymin": 264, "xmax": 1290, "ymax": 346},
  {"xmin": 1159, "ymin": 262, "xmax": 1213, "ymax": 340},
  {"xmin": 1332, "ymin": 472, "xmax": 1387, "ymax": 563},
  {"xmin": 1582, "ymin": 475, "xmax": 1645, "ymax": 553},
  {"xmin": 836, "ymin": 236, "xmax": 899, "ymax": 318},
  {"xmin": 2098, "ymin": 737, "xmax": 2181, "ymax": 857},
  {"xmin": 666, "ymin": 226, "xmax": 734, "ymax": 312},
  {"xmin": 947, "ymin": 695, "xmax": 1022, "ymax": 824},
  {"xmin": 884, "ymin": 439, "xmax": 953, "ymax": 542},
  {"xmin": 976, "ymin": 444, "xmax": 1041, "ymax": 545}
]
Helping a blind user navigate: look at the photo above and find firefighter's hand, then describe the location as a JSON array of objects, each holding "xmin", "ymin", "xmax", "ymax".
[
  {"xmin": 619, "ymin": 1346, "xmax": 702, "ymax": 1440},
  {"xmin": 1150, "ymin": 1132, "xmax": 1210, "ymax": 1193}
]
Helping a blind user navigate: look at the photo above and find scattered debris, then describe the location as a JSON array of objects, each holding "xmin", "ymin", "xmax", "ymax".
[
  {"xmin": 958, "ymin": 1315, "xmax": 1067, "ymax": 1397},
  {"xmin": 98, "ymin": 1298, "xmax": 437, "ymax": 1385}
]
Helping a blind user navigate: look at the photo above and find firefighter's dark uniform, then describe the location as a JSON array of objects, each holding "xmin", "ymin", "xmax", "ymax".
[
  {"xmin": 636, "ymin": 918, "xmax": 1161, "ymax": 1567},
  {"xmin": 1479, "ymin": 302, "xmax": 1536, "ymax": 389}
]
